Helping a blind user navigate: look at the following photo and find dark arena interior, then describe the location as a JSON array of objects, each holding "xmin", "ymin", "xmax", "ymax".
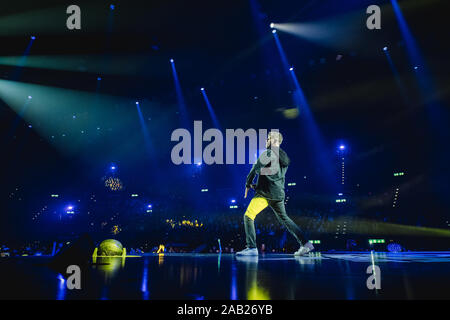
[{"xmin": 0, "ymin": 0, "xmax": 449, "ymax": 307}]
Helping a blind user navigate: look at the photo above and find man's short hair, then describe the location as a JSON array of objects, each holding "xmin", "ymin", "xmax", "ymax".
[{"xmin": 269, "ymin": 131, "xmax": 283, "ymax": 144}]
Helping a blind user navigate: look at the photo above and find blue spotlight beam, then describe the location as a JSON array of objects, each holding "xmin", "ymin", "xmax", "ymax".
[
  {"xmin": 135, "ymin": 102, "xmax": 154, "ymax": 157},
  {"xmin": 391, "ymin": 0, "xmax": 450, "ymax": 204},
  {"xmin": 272, "ymin": 31, "xmax": 337, "ymax": 192},
  {"xmin": 3, "ymin": 96, "xmax": 32, "ymax": 145},
  {"xmin": 11, "ymin": 37, "xmax": 35, "ymax": 80},
  {"xmin": 391, "ymin": 0, "xmax": 422, "ymax": 69},
  {"xmin": 383, "ymin": 49, "xmax": 408, "ymax": 104},
  {"xmin": 201, "ymin": 89, "xmax": 221, "ymax": 130},
  {"xmin": 391, "ymin": 0, "xmax": 435, "ymax": 101},
  {"xmin": 170, "ymin": 59, "xmax": 191, "ymax": 126},
  {"xmin": 290, "ymin": 68, "xmax": 336, "ymax": 190},
  {"xmin": 272, "ymin": 32, "xmax": 290, "ymax": 75}
]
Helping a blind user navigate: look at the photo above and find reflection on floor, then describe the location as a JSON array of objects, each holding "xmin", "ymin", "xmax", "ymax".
[{"xmin": 1, "ymin": 252, "xmax": 449, "ymax": 299}]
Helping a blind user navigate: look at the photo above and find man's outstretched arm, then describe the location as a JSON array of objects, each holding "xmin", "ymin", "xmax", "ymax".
[
  {"xmin": 244, "ymin": 152, "xmax": 266, "ymax": 198},
  {"xmin": 245, "ymin": 155, "xmax": 264, "ymax": 187}
]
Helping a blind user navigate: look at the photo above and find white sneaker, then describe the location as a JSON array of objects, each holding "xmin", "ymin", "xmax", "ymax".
[
  {"xmin": 236, "ymin": 248, "xmax": 258, "ymax": 256},
  {"xmin": 294, "ymin": 242, "xmax": 314, "ymax": 256}
]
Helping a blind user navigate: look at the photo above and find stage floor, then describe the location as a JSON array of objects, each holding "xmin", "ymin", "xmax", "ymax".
[{"xmin": 1, "ymin": 252, "xmax": 449, "ymax": 299}]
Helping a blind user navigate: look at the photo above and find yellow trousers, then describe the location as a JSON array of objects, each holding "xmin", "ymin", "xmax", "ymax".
[
  {"xmin": 244, "ymin": 197, "xmax": 269, "ymax": 220},
  {"xmin": 243, "ymin": 196, "xmax": 308, "ymax": 248}
]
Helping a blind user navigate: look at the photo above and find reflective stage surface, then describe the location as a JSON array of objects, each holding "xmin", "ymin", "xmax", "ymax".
[{"xmin": 1, "ymin": 252, "xmax": 449, "ymax": 299}]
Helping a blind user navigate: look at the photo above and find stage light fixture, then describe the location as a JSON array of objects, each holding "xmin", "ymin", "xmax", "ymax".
[{"xmin": 270, "ymin": 23, "xmax": 275, "ymax": 29}]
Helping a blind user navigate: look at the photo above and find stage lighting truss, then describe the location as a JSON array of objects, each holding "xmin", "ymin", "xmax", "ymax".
[{"xmin": 105, "ymin": 177, "xmax": 123, "ymax": 191}]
